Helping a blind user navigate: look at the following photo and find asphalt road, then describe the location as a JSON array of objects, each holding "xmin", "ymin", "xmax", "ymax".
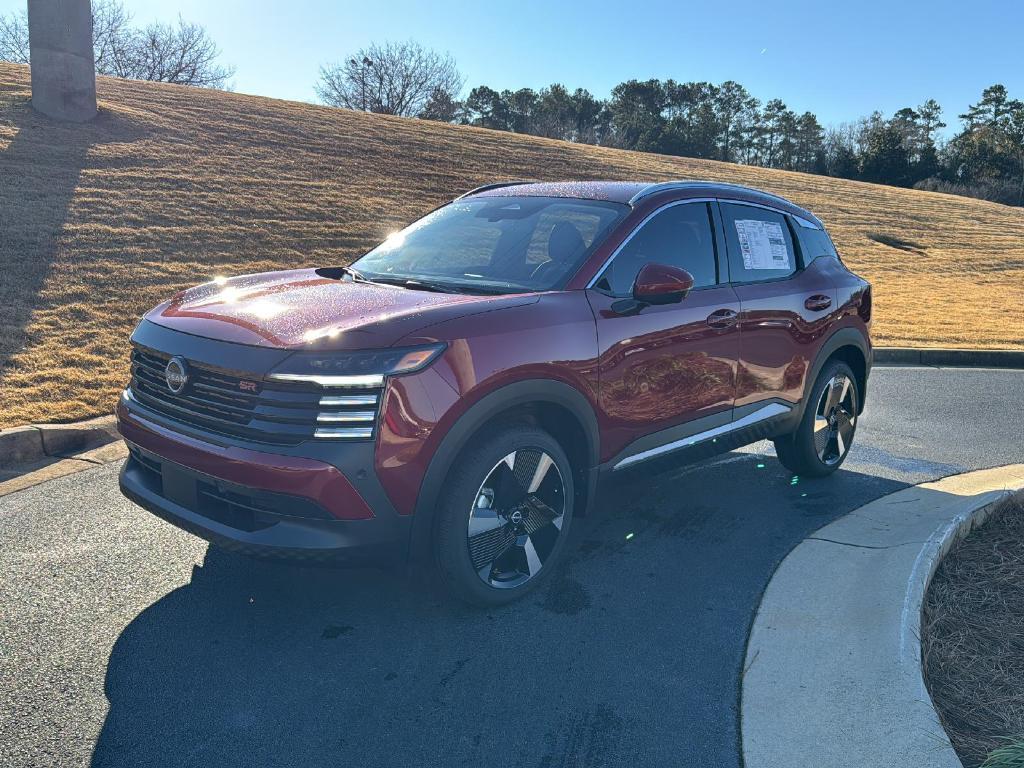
[{"xmin": 2, "ymin": 366, "xmax": 1022, "ymax": 768}]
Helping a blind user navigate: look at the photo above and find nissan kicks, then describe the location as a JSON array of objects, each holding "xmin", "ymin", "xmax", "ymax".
[{"xmin": 117, "ymin": 180, "xmax": 872, "ymax": 605}]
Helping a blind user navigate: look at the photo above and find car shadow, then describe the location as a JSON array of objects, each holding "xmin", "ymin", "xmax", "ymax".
[
  {"xmin": 91, "ymin": 450, "xmax": 908, "ymax": 768},
  {"xmin": 0, "ymin": 95, "xmax": 147, "ymax": 383}
]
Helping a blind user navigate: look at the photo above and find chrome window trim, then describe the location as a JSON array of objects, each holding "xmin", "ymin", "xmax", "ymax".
[
  {"xmin": 612, "ymin": 402, "xmax": 792, "ymax": 471},
  {"xmin": 585, "ymin": 198, "xmax": 716, "ymax": 289}
]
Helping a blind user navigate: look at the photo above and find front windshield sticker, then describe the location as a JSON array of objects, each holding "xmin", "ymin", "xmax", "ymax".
[{"xmin": 734, "ymin": 219, "xmax": 791, "ymax": 270}]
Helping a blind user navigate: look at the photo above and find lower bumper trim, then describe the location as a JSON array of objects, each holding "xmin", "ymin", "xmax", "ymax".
[{"xmin": 120, "ymin": 455, "xmax": 409, "ymax": 564}]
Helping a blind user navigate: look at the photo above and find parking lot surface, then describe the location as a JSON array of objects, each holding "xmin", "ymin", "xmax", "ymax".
[{"xmin": 2, "ymin": 366, "xmax": 1023, "ymax": 767}]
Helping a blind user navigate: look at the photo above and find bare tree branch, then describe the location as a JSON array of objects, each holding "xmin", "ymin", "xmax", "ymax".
[
  {"xmin": 0, "ymin": 1, "xmax": 233, "ymax": 89},
  {"xmin": 316, "ymin": 40, "xmax": 462, "ymax": 117},
  {"xmin": 0, "ymin": 9, "xmax": 29, "ymax": 64}
]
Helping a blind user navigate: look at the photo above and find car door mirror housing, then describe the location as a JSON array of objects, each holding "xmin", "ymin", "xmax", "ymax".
[{"xmin": 632, "ymin": 263, "xmax": 695, "ymax": 305}]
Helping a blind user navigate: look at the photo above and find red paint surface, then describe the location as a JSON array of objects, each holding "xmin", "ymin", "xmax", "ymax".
[
  {"xmin": 147, "ymin": 268, "xmax": 537, "ymax": 350},
  {"xmin": 117, "ymin": 401, "xmax": 374, "ymax": 520}
]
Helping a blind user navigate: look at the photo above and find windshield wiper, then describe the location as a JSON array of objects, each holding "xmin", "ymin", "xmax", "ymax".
[
  {"xmin": 368, "ymin": 276, "xmax": 507, "ymax": 295},
  {"xmin": 340, "ymin": 266, "xmax": 372, "ymax": 282}
]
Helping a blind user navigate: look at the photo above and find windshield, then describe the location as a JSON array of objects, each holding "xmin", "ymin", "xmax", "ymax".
[{"xmin": 350, "ymin": 196, "xmax": 628, "ymax": 294}]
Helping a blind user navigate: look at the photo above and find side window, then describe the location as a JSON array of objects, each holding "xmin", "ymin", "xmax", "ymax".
[
  {"xmin": 595, "ymin": 203, "xmax": 718, "ymax": 295},
  {"xmin": 797, "ymin": 226, "xmax": 840, "ymax": 264},
  {"xmin": 720, "ymin": 203, "xmax": 797, "ymax": 283}
]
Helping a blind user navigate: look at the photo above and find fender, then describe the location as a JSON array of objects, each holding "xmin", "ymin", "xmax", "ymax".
[
  {"xmin": 798, "ymin": 325, "xmax": 872, "ymax": 420},
  {"xmin": 407, "ymin": 378, "xmax": 601, "ymax": 562}
]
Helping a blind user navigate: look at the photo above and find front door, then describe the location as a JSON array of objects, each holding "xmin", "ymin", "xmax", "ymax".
[{"xmin": 588, "ymin": 201, "xmax": 740, "ymax": 461}]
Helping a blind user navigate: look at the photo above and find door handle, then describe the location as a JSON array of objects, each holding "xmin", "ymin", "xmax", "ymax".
[
  {"xmin": 804, "ymin": 294, "xmax": 832, "ymax": 312},
  {"xmin": 706, "ymin": 308, "xmax": 738, "ymax": 329}
]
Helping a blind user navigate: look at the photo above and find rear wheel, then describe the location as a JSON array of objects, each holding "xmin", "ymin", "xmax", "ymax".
[
  {"xmin": 434, "ymin": 424, "xmax": 574, "ymax": 606},
  {"xmin": 773, "ymin": 360, "xmax": 858, "ymax": 477}
]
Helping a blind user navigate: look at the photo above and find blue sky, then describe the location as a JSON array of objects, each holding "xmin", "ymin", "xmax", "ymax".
[{"xmin": 4, "ymin": 0, "xmax": 1022, "ymax": 133}]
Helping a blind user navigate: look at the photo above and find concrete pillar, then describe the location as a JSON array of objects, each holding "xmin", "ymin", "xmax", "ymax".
[{"xmin": 27, "ymin": 0, "xmax": 97, "ymax": 122}]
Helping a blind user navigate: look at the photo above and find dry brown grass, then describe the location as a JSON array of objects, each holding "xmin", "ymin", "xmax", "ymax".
[
  {"xmin": 923, "ymin": 491, "xmax": 1024, "ymax": 768},
  {"xmin": 2, "ymin": 61, "xmax": 1024, "ymax": 428}
]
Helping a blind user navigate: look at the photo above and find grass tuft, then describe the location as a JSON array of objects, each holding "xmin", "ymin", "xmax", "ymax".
[{"xmin": 981, "ymin": 741, "xmax": 1024, "ymax": 768}]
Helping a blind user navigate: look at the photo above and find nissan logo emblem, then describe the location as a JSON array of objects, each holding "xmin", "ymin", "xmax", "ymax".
[{"xmin": 165, "ymin": 356, "xmax": 189, "ymax": 394}]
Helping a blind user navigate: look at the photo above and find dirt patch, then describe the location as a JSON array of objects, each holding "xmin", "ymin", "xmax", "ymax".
[{"xmin": 923, "ymin": 491, "xmax": 1024, "ymax": 767}]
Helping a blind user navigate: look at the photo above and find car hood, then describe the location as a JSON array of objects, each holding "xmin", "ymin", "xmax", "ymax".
[{"xmin": 145, "ymin": 269, "xmax": 538, "ymax": 350}]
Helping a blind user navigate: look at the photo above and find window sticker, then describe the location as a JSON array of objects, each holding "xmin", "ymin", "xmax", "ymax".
[{"xmin": 734, "ymin": 219, "xmax": 791, "ymax": 270}]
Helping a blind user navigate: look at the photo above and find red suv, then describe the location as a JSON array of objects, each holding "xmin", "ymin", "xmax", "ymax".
[{"xmin": 118, "ymin": 180, "xmax": 871, "ymax": 604}]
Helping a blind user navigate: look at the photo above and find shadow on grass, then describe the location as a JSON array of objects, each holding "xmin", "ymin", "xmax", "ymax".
[
  {"xmin": 0, "ymin": 99, "xmax": 146, "ymax": 385},
  {"xmin": 90, "ymin": 451, "xmax": 907, "ymax": 768}
]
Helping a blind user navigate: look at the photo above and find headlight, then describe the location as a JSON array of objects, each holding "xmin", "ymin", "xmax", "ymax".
[{"xmin": 267, "ymin": 343, "xmax": 446, "ymax": 387}]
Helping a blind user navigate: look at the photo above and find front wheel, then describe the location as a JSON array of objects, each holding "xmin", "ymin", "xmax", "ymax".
[
  {"xmin": 434, "ymin": 424, "xmax": 574, "ymax": 606},
  {"xmin": 773, "ymin": 360, "xmax": 859, "ymax": 477}
]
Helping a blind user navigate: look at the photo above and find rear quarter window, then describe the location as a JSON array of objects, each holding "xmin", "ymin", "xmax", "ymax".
[{"xmin": 797, "ymin": 226, "xmax": 840, "ymax": 264}]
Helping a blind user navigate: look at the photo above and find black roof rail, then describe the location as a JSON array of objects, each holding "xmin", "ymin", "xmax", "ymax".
[
  {"xmin": 456, "ymin": 180, "xmax": 536, "ymax": 200},
  {"xmin": 628, "ymin": 180, "xmax": 793, "ymax": 208}
]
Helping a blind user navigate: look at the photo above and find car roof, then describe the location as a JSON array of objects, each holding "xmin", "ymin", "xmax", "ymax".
[{"xmin": 464, "ymin": 180, "xmax": 822, "ymax": 227}]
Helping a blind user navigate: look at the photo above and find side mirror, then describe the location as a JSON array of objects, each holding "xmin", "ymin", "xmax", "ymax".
[{"xmin": 632, "ymin": 263, "xmax": 694, "ymax": 305}]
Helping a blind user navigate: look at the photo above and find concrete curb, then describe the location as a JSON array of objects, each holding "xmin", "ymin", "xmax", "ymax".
[
  {"xmin": 741, "ymin": 464, "xmax": 1024, "ymax": 768},
  {"xmin": 0, "ymin": 415, "xmax": 119, "ymax": 468},
  {"xmin": 874, "ymin": 347, "xmax": 1024, "ymax": 368}
]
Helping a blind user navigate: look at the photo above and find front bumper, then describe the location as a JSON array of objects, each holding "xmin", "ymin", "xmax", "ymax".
[{"xmin": 117, "ymin": 402, "xmax": 411, "ymax": 564}]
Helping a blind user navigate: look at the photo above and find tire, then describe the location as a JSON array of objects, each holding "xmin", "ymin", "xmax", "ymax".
[
  {"xmin": 773, "ymin": 360, "xmax": 859, "ymax": 478},
  {"xmin": 434, "ymin": 423, "xmax": 574, "ymax": 606}
]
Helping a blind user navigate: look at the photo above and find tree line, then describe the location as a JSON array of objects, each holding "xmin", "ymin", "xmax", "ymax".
[
  {"xmin": 317, "ymin": 42, "xmax": 1024, "ymax": 207},
  {"xmin": 3, "ymin": 17, "xmax": 1022, "ymax": 208}
]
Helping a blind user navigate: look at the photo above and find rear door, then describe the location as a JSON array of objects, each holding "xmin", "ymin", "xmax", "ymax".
[
  {"xmin": 718, "ymin": 201, "xmax": 837, "ymax": 412},
  {"xmin": 588, "ymin": 200, "xmax": 741, "ymax": 460}
]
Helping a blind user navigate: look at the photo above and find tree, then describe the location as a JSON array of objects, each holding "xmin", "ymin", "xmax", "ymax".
[
  {"xmin": 663, "ymin": 81, "xmax": 719, "ymax": 158},
  {"xmin": 0, "ymin": 8, "xmax": 28, "ymax": 63},
  {"xmin": 0, "ymin": 1, "xmax": 233, "ymax": 88},
  {"xmin": 122, "ymin": 18, "xmax": 234, "ymax": 87},
  {"xmin": 464, "ymin": 85, "xmax": 510, "ymax": 130},
  {"xmin": 316, "ymin": 40, "xmax": 462, "ymax": 117},
  {"xmin": 860, "ymin": 122, "xmax": 911, "ymax": 185},
  {"xmin": 917, "ymin": 99, "xmax": 946, "ymax": 143},
  {"xmin": 794, "ymin": 112, "xmax": 825, "ymax": 173},
  {"xmin": 960, "ymin": 85, "xmax": 1011, "ymax": 127},
  {"xmin": 714, "ymin": 81, "xmax": 758, "ymax": 162},
  {"xmin": 570, "ymin": 87, "xmax": 607, "ymax": 144},
  {"xmin": 419, "ymin": 86, "xmax": 461, "ymax": 122},
  {"xmin": 608, "ymin": 79, "xmax": 667, "ymax": 152},
  {"xmin": 1004, "ymin": 104, "xmax": 1024, "ymax": 204}
]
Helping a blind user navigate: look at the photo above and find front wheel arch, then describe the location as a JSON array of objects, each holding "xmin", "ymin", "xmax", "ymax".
[{"xmin": 407, "ymin": 379, "xmax": 600, "ymax": 563}]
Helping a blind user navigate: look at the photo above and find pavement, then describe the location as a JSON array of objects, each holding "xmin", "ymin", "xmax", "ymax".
[{"xmin": 1, "ymin": 365, "xmax": 1023, "ymax": 768}]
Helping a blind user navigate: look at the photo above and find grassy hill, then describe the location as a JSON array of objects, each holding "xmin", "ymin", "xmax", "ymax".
[{"xmin": 2, "ymin": 62, "xmax": 1023, "ymax": 429}]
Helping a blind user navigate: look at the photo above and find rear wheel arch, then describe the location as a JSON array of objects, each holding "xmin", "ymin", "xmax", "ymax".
[
  {"xmin": 802, "ymin": 328, "xmax": 870, "ymax": 418},
  {"xmin": 407, "ymin": 379, "xmax": 600, "ymax": 562}
]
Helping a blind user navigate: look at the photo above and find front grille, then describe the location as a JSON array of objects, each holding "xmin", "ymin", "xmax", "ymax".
[{"xmin": 128, "ymin": 346, "xmax": 382, "ymax": 445}]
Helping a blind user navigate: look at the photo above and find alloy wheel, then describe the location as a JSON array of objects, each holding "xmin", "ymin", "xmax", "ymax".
[
  {"xmin": 467, "ymin": 448, "xmax": 565, "ymax": 589},
  {"xmin": 813, "ymin": 374, "xmax": 857, "ymax": 466}
]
